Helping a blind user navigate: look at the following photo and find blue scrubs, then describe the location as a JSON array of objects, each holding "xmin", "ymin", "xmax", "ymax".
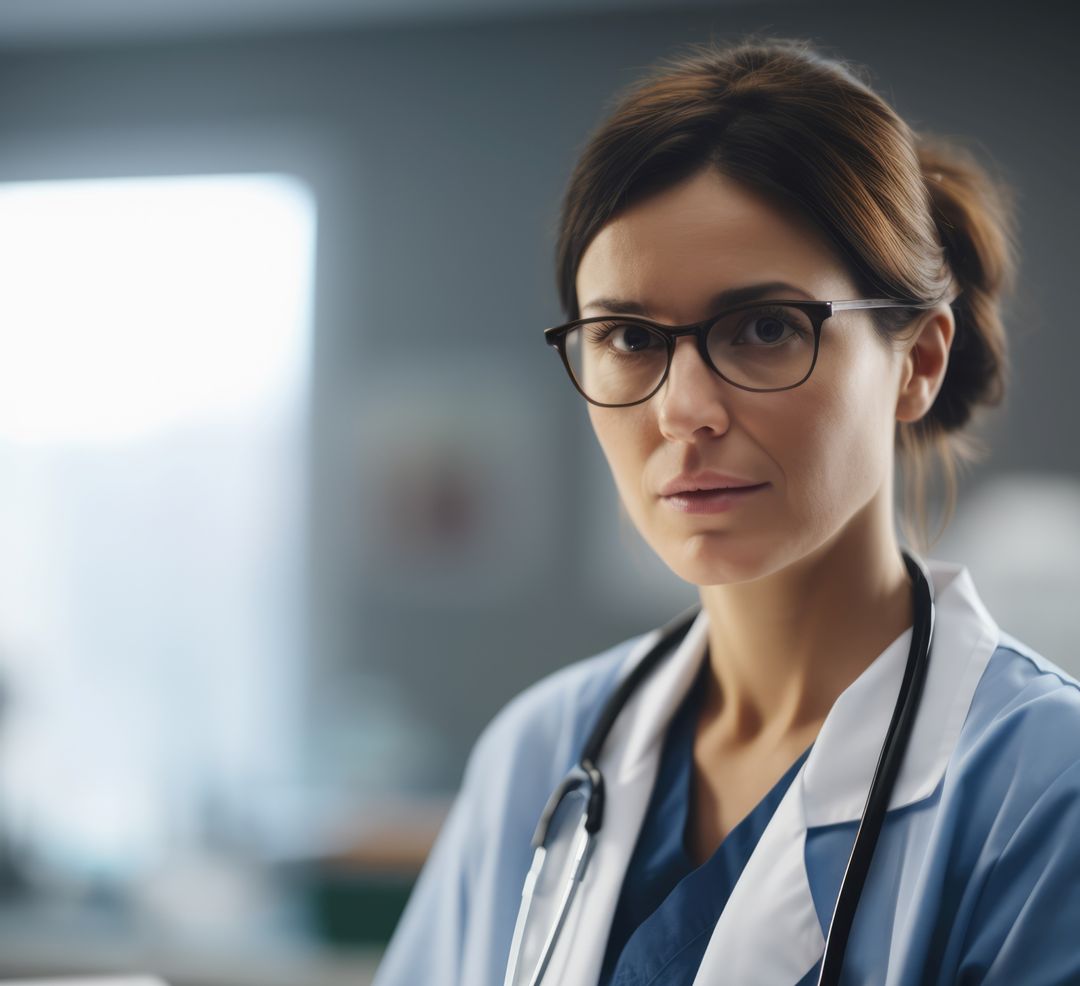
[
  {"xmin": 372, "ymin": 560, "xmax": 1080, "ymax": 986},
  {"xmin": 599, "ymin": 662, "xmax": 815, "ymax": 986}
]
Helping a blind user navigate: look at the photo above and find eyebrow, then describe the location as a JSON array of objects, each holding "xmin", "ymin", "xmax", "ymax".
[{"xmin": 579, "ymin": 280, "xmax": 814, "ymax": 316}]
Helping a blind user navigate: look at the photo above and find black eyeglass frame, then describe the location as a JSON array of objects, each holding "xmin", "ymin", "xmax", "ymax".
[{"xmin": 543, "ymin": 297, "xmax": 935, "ymax": 408}]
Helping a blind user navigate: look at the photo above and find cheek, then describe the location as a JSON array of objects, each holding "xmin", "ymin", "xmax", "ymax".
[
  {"xmin": 784, "ymin": 351, "xmax": 897, "ymax": 520},
  {"xmin": 591, "ymin": 403, "xmax": 656, "ymax": 535},
  {"xmin": 588, "ymin": 406, "xmax": 653, "ymax": 516}
]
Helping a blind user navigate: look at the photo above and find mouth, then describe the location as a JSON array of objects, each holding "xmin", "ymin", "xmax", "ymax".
[
  {"xmin": 685, "ymin": 484, "xmax": 766, "ymax": 493},
  {"xmin": 660, "ymin": 482, "xmax": 770, "ymax": 514},
  {"xmin": 668, "ymin": 482, "xmax": 769, "ymax": 495}
]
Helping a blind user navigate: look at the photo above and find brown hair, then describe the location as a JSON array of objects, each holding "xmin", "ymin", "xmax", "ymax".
[{"xmin": 555, "ymin": 35, "xmax": 1019, "ymax": 552}]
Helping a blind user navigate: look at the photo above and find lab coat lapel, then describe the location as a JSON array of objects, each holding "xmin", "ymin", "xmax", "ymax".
[
  {"xmin": 691, "ymin": 559, "xmax": 1000, "ymax": 985},
  {"xmin": 538, "ymin": 609, "xmax": 712, "ymax": 986}
]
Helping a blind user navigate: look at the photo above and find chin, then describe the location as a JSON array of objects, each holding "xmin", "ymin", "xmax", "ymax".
[{"xmin": 653, "ymin": 529, "xmax": 778, "ymax": 587}]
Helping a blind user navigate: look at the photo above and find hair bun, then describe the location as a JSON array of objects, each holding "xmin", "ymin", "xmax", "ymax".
[
  {"xmin": 917, "ymin": 137, "xmax": 1018, "ymax": 306},
  {"xmin": 554, "ymin": 36, "xmax": 1022, "ymax": 551}
]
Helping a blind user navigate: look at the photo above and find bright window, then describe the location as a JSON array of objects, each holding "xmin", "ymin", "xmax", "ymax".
[{"xmin": 0, "ymin": 174, "xmax": 315, "ymax": 883}]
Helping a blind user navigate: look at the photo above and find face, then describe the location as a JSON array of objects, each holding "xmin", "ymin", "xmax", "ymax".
[{"xmin": 575, "ymin": 165, "xmax": 908, "ymax": 586}]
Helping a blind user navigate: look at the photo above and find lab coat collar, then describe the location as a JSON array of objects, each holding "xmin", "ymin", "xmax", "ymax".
[
  {"xmin": 802, "ymin": 558, "xmax": 999, "ymax": 825},
  {"xmin": 692, "ymin": 558, "xmax": 1000, "ymax": 985},
  {"xmin": 536, "ymin": 556, "xmax": 1000, "ymax": 986},
  {"xmin": 613, "ymin": 557, "xmax": 1000, "ymax": 826}
]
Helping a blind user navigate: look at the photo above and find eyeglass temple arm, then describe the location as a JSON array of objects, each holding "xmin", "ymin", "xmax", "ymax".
[{"xmin": 831, "ymin": 298, "xmax": 938, "ymax": 312}]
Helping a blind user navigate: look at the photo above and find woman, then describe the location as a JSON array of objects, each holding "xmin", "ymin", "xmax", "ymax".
[{"xmin": 373, "ymin": 36, "xmax": 1080, "ymax": 985}]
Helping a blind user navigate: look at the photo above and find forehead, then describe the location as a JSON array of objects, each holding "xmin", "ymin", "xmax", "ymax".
[{"xmin": 575, "ymin": 166, "xmax": 855, "ymax": 320}]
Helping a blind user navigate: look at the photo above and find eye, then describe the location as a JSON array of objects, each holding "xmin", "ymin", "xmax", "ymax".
[
  {"xmin": 729, "ymin": 305, "xmax": 812, "ymax": 346},
  {"xmin": 584, "ymin": 320, "xmax": 663, "ymax": 354},
  {"xmin": 744, "ymin": 315, "xmax": 790, "ymax": 345}
]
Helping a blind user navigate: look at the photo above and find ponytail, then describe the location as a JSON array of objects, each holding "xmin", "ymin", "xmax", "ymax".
[
  {"xmin": 554, "ymin": 37, "xmax": 1021, "ymax": 552},
  {"xmin": 897, "ymin": 136, "xmax": 1019, "ymax": 551}
]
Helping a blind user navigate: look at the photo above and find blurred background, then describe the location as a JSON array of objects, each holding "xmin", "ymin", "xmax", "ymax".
[{"xmin": 0, "ymin": 0, "xmax": 1076, "ymax": 983}]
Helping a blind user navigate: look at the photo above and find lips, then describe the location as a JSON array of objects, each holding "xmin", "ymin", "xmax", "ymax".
[
  {"xmin": 660, "ymin": 482, "xmax": 769, "ymax": 514},
  {"xmin": 677, "ymin": 485, "xmax": 767, "ymax": 495},
  {"xmin": 659, "ymin": 471, "xmax": 766, "ymax": 497}
]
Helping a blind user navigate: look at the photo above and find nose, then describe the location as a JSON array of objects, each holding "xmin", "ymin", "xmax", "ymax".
[{"xmin": 655, "ymin": 336, "xmax": 733, "ymax": 442}]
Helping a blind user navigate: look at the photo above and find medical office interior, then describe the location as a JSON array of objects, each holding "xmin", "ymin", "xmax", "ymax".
[{"xmin": 0, "ymin": 0, "xmax": 1076, "ymax": 983}]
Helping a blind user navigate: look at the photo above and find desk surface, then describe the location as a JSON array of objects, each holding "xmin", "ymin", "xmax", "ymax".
[{"xmin": 0, "ymin": 901, "xmax": 383, "ymax": 986}]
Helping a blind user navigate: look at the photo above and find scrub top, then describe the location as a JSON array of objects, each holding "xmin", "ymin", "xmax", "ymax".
[
  {"xmin": 371, "ymin": 560, "xmax": 1080, "ymax": 986},
  {"xmin": 599, "ymin": 660, "xmax": 815, "ymax": 986}
]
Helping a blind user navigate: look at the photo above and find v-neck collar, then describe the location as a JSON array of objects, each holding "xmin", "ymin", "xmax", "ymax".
[
  {"xmin": 531, "ymin": 557, "xmax": 1001, "ymax": 986},
  {"xmin": 600, "ymin": 669, "xmax": 815, "ymax": 986},
  {"xmin": 669, "ymin": 662, "xmax": 814, "ymax": 871}
]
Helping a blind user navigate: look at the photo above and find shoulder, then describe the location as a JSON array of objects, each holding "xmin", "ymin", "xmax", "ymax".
[
  {"xmin": 463, "ymin": 628, "xmax": 651, "ymax": 794},
  {"xmin": 448, "ymin": 626, "xmax": 656, "ymax": 903},
  {"xmin": 942, "ymin": 631, "xmax": 1080, "ymax": 874},
  {"xmin": 984, "ymin": 629, "xmax": 1080, "ymax": 697},
  {"xmin": 372, "ymin": 627, "xmax": 659, "ymax": 986},
  {"xmin": 959, "ymin": 631, "xmax": 1080, "ymax": 775},
  {"xmin": 946, "ymin": 635, "xmax": 1080, "ymax": 980}
]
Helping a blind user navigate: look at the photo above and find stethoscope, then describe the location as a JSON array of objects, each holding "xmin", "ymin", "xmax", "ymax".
[{"xmin": 504, "ymin": 548, "xmax": 936, "ymax": 986}]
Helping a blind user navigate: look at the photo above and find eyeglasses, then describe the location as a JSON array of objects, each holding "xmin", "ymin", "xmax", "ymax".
[{"xmin": 543, "ymin": 298, "xmax": 932, "ymax": 408}]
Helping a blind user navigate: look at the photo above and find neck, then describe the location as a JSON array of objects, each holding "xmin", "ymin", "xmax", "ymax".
[{"xmin": 696, "ymin": 486, "xmax": 914, "ymax": 751}]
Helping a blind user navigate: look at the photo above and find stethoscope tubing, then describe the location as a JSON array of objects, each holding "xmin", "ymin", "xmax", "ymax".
[
  {"xmin": 507, "ymin": 549, "xmax": 935, "ymax": 986},
  {"xmin": 816, "ymin": 550, "xmax": 935, "ymax": 983}
]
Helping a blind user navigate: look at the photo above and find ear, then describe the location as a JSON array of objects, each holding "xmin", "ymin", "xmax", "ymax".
[{"xmin": 895, "ymin": 304, "xmax": 956, "ymax": 424}]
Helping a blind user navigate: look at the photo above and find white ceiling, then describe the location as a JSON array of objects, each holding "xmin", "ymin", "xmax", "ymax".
[{"xmin": 0, "ymin": 0, "xmax": 765, "ymax": 48}]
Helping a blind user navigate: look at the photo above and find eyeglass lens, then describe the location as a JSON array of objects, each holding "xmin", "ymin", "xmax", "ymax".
[{"xmin": 563, "ymin": 303, "xmax": 817, "ymax": 404}]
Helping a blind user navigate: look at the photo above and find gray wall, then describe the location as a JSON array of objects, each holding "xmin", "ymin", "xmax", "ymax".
[{"xmin": 1, "ymin": 0, "xmax": 1075, "ymax": 796}]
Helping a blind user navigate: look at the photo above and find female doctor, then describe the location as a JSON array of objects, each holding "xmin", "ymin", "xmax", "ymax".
[{"xmin": 373, "ymin": 36, "xmax": 1080, "ymax": 986}]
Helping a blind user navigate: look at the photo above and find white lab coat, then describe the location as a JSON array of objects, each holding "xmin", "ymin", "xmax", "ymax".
[{"xmin": 373, "ymin": 558, "xmax": 1080, "ymax": 985}]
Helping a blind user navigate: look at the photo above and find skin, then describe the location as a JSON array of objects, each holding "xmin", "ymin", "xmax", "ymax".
[{"xmin": 575, "ymin": 164, "xmax": 955, "ymax": 862}]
